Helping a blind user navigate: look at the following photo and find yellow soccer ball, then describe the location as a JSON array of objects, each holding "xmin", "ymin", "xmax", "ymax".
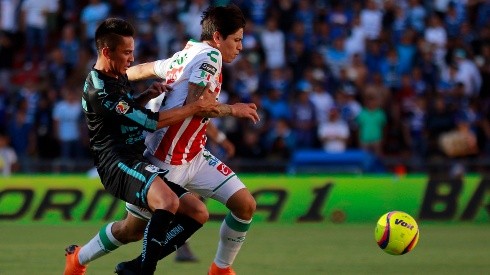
[{"xmin": 374, "ymin": 211, "xmax": 419, "ymax": 255}]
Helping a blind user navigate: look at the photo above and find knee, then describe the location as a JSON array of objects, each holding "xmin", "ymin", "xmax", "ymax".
[
  {"xmin": 150, "ymin": 192, "xmax": 180, "ymax": 213},
  {"xmin": 242, "ymin": 196, "xmax": 256, "ymax": 220},
  {"xmin": 229, "ymin": 194, "xmax": 256, "ymax": 221}
]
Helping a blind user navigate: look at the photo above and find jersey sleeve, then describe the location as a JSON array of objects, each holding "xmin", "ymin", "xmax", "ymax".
[
  {"xmin": 87, "ymin": 88, "xmax": 160, "ymax": 132},
  {"xmin": 188, "ymin": 49, "xmax": 222, "ymax": 93},
  {"xmin": 153, "ymin": 57, "xmax": 173, "ymax": 79}
]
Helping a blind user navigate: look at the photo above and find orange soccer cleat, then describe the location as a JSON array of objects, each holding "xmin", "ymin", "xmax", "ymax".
[
  {"xmin": 64, "ymin": 245, "xmax": 87, "ymax": 275},
  {"xmin": 208, "ymin": 262, "xmax": 236, "ymax": 275}
]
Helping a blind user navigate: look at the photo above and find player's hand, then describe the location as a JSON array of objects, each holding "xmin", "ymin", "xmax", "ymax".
[
  {"xmin": 230, "ymin": 103, "xmax": 260, "ymax": 123},
  {"xmin": 135, "ymin": 82, "xmax": 171, "ymax": 105},
  {"xmin": 144, "ymin": 82, "xmax": 171, "ymax": 99}
]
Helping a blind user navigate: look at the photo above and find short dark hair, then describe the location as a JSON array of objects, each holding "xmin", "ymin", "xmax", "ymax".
[
  {"xmin": 95, "ymin": 18, "xmax": 135, "ymax": 53},
  {"xmin": 200, "ymin": 4, "xmax": 245, "ymax": 41}
]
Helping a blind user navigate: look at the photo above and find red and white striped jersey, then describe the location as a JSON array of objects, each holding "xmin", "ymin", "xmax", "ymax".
[{"xmin": 145, "ymin": 39, "xmax": 223, "ymax": 165}]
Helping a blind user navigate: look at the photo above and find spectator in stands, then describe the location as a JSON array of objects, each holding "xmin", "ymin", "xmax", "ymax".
[
  {"xmin": 7, "ymin": 97, "xmax": 33, "ymax": 171},
  {"xmin": 363, "ymin": 72, "xmax": 391, "ymax": 110},
  {"xmin": 380, "ymin": 47, "xmax": 402, "ymax": 92},
  {"xmin": 318, "ymin": 106, "xmax": 349, "ymax": 153},
  {"xmin": 33, "ymin": 88, "xmax": 58, "ymax": 160},
  {"xmin": 80, "ymin": 0, "xmax": 110, "ymax": 53},
  {"xmin": 356, "ymin": 94, "xmax": 387, "ymax": 157},
  {"xmin": 406, "ymin": 0, "xmax": 427, "ymax": 34},
  {"xmin": 426, "ymin": 95, "xmax": 457, "ymax": 158},
  {"xmin": 323, "ymin": 36, "xmax": 348, "ymax": 79},
  {"xmin": 261, "ymin": 87, "xmax": 290, "ymax": 123},
  {"xmin": 290, "ymin": 83, "xmax": 317, "ymax": 148},
  {"xmin": 345, "ymin": 53, "xmax": 368, "ymax": 90},
  {"xmin": 21, "ymin": 0, "xmax": 58, "ymax": 70},
  {"xmin": 424, "ymin": 13, "xmax": 447, "ymax": 67},
  {"xmin": 260, "ymin": 17, "xmax": 286, "ymax": 70},
  {"xmin": 0, "ymin": 130, "xmax": 18, "ymax": 176},
  {"xmin": 46, "ymin": 48, "xmax": 68, "ymax": 91},
  {"xmin": 403, "ymin": 95, "xmax": 427, "ymax": 166},
  {"xmin": 265, "ymin": 118, "xmax": 295, "ymax": 160},
  {"xmin": 309, "ymin": 79, "xmax": 334, "ymax": 124},
  {"xmin": 0, "ymin": 0, "xmax": 19, "ymax": 90},
  {"xmin": 396, "ymin": 29, "xmax": 417, "ymax": 75},
  {"xmin": 58, "ymin": 24, "xmax": 80, "ymax": 75},
  {"xmin": 453, "ymin": 49, "xmax": 482, "ymax": 98},
  {"xmin": 344, "ymin": 14, "xmax": 366, "ymax": 58},
  {"xmin": 235, "ymin": 127, "xmax": 267, "ymax": 160},
  {"xmin": 241, "ymin": 18, "xmax": 265, "ymax": 69},
  {"xmin": 359, "ymin": 0, "xmax": 383, "ymax": 40},
  {"xmin": 52, "ymin": 85, "xmax": 83, "ymax": 169},
  {"xmin": 232, "ymin": 58, "xmax": 260, "ymax": 102}
]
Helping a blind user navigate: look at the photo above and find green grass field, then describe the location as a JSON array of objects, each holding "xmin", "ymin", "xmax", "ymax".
[{"xmin": 1, "ymin": 222, "xmax": 488, "ymax": 275}]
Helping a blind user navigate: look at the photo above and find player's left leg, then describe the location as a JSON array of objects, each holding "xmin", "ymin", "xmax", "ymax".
[
  {"xmin": 184, "ymin": 150, "xmax": 256, "ymax": 274},
  {"xmin": 208, "ymin": 188, "xmax": 256, "ymax": 275}
]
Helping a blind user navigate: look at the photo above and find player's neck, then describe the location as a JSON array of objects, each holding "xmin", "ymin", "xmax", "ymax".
[
  {"xmin": 203, "ymin": 40, "xmax": 217, "ymax": 49},
  {"xmin": 94, "ymin": 60, "xmax": 120, "ymax": 79}
]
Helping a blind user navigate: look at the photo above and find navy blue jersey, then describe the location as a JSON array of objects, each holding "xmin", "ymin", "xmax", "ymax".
[{"xmin": 82, "ymin": 69, "xmax": 159, "ymax": 167}]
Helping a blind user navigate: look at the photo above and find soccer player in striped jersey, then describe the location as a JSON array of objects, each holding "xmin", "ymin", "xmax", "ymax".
[{"xmin": 66, "ymin": 5, "xmax": 259, "ymax": 275}]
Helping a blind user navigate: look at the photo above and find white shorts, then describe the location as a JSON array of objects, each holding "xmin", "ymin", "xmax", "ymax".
[{"xmin": 126, "ymin": 149, "xmax": 245, "ymax": 220}]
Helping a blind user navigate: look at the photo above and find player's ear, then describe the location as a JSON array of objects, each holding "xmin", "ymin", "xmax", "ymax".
[
  {"xmin": 101, "ymin": 47, "xmax": 112, "ymax": 59},
  {"xmin": 212, "ymin": 31, "xmax": 221, "ymax": 45}
]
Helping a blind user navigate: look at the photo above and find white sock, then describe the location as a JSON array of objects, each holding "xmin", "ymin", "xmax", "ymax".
[
  {"xmin": 214, "ymin": 212, "xmax": 251, "ymax": 268},
  {"xmin": 77, "ymin": 222, "xmax": 123, "ymax": 265}
]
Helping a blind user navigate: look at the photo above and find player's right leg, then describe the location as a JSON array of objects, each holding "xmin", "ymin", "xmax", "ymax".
[
  {"xmin": 63, "ymin": 203, "xmax": 149, "ymax": 275},
  {"xmin": 140, "ymin": 174, "xmax": 179, "ymax": 274}
]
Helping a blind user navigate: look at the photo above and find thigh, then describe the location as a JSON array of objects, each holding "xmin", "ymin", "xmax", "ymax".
[
  {"xmin": 187, "ymin": 150, "xmax": 246, "ymax": 204},
  {"xmin": 100, "ymin": 160, "xmax": 168, "ymax": 209}
]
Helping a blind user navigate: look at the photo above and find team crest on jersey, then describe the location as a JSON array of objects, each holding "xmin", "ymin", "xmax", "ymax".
[
  {"xmin": 115, "ymin": 100, "xmax": 130, "ymax": 114},
  {"xmin": 199, "ymin": 63, "xmax": 217, "ymax": 75},
  {"xmin": 216, "ymin": 163, "xmax": 232, "ymax": 176},
  {"xmin": 145, "ymin": 164, "xmax": 160, "ymax": 173}
]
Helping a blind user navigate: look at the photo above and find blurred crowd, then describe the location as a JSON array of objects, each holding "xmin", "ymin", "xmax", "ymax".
[{"xmin": 1, "ymin": 0, "xmax": 490, "ymax": 175}]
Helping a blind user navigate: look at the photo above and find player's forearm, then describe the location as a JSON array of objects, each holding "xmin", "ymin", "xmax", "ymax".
[
  {"xmin": 197, "ymin": 103, "xmax": 233, "ymax": 118},
  {"xmin": 127, "ymin": 62, "xmax": 157, "ymax": 81},
  {"xmin": 157, "ymin": 104, "xmax": 199, "ymax": 129}
]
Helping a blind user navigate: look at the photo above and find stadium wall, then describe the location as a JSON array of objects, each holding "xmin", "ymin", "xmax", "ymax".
[{"xmin": 0, "ymin": 174, "xmax": 488, "ymax": 224}]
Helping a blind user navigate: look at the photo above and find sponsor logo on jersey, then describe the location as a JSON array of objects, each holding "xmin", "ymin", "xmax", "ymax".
[
  {"xmin": 145, "ymin": 164, "xmax": 160, "ymax": 173},
  {"xmin": 217, "ymin": 163, "xmax": 232, "ymax": 176},
  {"xmin": 199, "ymin": 63, "xmax": 217, "ymax": 75},
  {"xmin": 115, "ymin": 100, "xmax": 130, "ymax": 114}
]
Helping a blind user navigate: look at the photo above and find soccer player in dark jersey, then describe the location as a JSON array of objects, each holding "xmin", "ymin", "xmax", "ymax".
[{"xmin": 63, "ymin": 18, "xmax": 219, "ymax": 275}]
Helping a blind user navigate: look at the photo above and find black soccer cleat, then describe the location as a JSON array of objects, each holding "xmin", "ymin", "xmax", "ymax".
[{"xmin": 114, "ymin": 260, "xmax": 140, "ymax": 275}]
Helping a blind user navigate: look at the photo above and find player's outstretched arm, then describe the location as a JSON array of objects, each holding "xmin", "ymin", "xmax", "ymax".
[
  {"xmin": 187, "ymin": 83, "xmax": 260, "ymax": 123},
  {"xmin": 127, "ymin": 61, "xmax": 158, "ymax": 81},
  {"xmin": 157, "ymin": 83, "xmax": 218, "ymax": 129}
]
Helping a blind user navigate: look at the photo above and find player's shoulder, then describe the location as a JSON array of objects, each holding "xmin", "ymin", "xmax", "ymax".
[{"xmin": 186, "ymin": 40, "xmax": 222, "ymax": 62}]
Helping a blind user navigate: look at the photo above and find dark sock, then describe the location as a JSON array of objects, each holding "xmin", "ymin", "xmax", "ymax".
[
  {"xmin": 125, "ymin": 215, "xmax": 203, "ymax": 272},
  {"xmin": 141, "ymin": 209, "xmax": 174, "ymax": 274},
  {"xmin": 158, "ymin": 214, "xmax": 203, "ymax": 259}
]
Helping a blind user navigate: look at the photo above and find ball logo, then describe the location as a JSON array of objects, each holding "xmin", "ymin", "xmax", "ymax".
[
  {"xmin": 395, "ymin": 219, "xmax": 415, "ymax": 230},
  {"xmin": 217, "ymin": 163, "xmax": 231, "ymax": 176}
]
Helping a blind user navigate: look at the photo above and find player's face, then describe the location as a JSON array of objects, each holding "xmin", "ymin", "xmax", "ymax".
[
  {"xmin": 108, "ymin": 36, "xmax": 135, "ymax": 76},
  {"xmin": 218, "ymin": 28, "xmax": 243, "ymax": 63}
]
